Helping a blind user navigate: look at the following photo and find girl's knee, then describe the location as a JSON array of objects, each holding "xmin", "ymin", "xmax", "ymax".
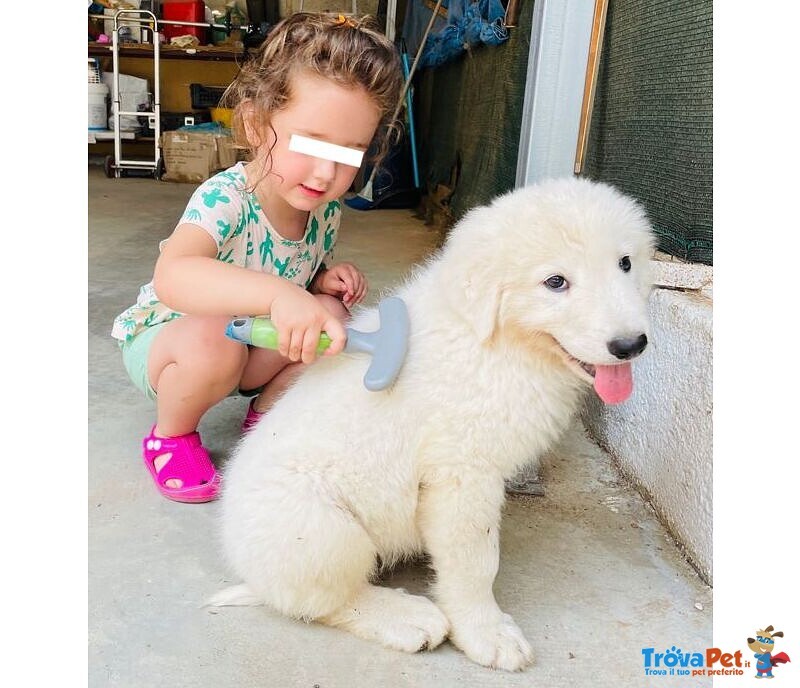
[
  {"xmin": 197, "ymin": 335, "xmax": 247, "ymax": 380},
  {"xmin": 313, "ymin": 293, "xmax": 350, "ymax": 322},
  {"xmin": 162, "ymin": 316, "xmax": 248, "ymax": 377}
]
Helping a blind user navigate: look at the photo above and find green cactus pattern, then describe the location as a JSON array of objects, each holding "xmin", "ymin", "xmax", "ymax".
[
  {"xmin": 184, "ymin": 208, "xmax": 201, "ymax": 223},
  {"xmin": 259, "ymin": 231, "xmax": 274, "ymax": 267},
  {"xmin": 323, "ymin": 225, "xmax": 336, "ymax": 252},
  {"xmin": 273, "ymin": 255, "xmax": 290, "ymax": 275},
  {"xmin": 245, "ymin": 197, "xmax": 260, "ymax": 224},
  {"xmin": 324, "ymin": 200, "xmax": 339, "ymax": 220},
  {"xmin": 111, "ymin": 162, "xmax": 340, "ymax": 343},
  {"xmin": 306, "ymin": 215, "xmax": 319, "ymax": 245},
  {"xmin": 217, "ymin": 219, "xmax": 231, "ymax": 241},
  {"xmin": 202, "ymin": 188, "xmax": 230, "ymax": 208},
  {"xmin": 232, "ymin": 209, "xmax": 247, "ymax": 239}
]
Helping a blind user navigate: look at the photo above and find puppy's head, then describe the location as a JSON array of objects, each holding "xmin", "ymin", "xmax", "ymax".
[{"xmin": 439, "ymin": 177, "xmax": 655, "ymax": 404}]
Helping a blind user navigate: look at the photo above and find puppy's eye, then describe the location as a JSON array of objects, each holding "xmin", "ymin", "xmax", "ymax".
[
  {"xmin": 619, "ymin": 256, "xmax": 631, "ymax": 272},
  {"xmin": 544, "ymin": 275, "xmax": 568, "ymax": 291}
]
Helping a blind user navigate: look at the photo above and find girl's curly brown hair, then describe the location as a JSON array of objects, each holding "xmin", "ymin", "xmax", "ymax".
[{"xmin": 221, "ymin": 13, "xmax": 403, "ymax": 171}]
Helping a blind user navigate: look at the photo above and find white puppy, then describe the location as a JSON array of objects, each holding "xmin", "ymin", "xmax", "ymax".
[{"xmin": 211, "ymin": 177, "xmax": 655, "ymax": 671}]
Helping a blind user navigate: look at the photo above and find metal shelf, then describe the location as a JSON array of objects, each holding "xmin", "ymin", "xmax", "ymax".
[{"xmin": 88, "ymin": 41, "xmax": 243, "ymax": 62}]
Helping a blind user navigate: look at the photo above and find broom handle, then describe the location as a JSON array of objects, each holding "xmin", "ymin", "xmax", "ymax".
[{"xmin": 365, "ymin": 0, "xmax": 445, "ymax": 186}]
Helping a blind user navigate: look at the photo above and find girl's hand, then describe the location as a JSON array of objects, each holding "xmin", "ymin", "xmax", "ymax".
[
  {"xmin": 314, "ymin": 262, "xmax": 368, "ymax": 309},
  {"xmin": 269, "ymin": 286, "xmax": 347, "ymax": 364}
]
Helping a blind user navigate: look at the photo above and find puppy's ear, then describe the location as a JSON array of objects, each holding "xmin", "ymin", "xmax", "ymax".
[
  {"xmin": 464, "ymin": 276, "xmax": 502, "ymax": 343},
  {"xmin": 441, "ymin": 258, "xmax": 503, "ymax": 344},
  {"xmin": 438, "ymin": 203, "xmax": 506, "ymax": 343}
]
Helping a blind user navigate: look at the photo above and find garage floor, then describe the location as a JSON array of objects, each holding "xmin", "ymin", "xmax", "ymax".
[{"xmin": 88, "ymin": 165, "xmax": 712, "ymax": 687}]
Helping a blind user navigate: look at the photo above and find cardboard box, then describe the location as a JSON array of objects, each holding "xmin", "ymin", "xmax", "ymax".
[
  {"xmin": 161, "ymin": 131, "xmax": 216, "ymax": 183},
  {"xmin": 216, "ymin": 135, "xmax": 238, "ymax": 169},
  {"xmin": 161, "ymin": 131, "xmax": 240, "ymax": 183}
]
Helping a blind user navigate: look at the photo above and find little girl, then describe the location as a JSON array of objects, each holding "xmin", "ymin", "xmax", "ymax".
[{"xmin": 111, "ymin": 13, "xmax": 403, "ymax": 503}]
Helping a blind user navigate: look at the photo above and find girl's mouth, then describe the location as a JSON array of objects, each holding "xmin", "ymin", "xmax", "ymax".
[{"xmin": 299, "ymin": 184, "xmax": 325, "ymax": 198}]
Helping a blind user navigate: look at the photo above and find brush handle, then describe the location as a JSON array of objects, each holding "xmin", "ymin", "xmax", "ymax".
[
  {"xmin": 226, "ymin": 317, "xmax": 334, "ymax": 355},
  {"xmin": 226, "ymin": 297, "xmax": 409, "ymax": 392}
]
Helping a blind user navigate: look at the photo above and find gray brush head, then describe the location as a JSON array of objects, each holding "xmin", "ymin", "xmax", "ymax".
[{"xmin": 343, "ymin": 297, "xmax": 409, "ymax": 391}]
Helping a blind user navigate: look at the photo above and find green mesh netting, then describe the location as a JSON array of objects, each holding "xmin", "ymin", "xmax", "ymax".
[
  {"xmin": 416, "ymin": 0, "xmax": 534, "ymax": 218},
  {"xmin": 583, "ymin": 0, "xmax": 713, "ymax": 265},
  {"xmin": 417, "ymin": 0, "xmax": 712, "ymax": 264}
]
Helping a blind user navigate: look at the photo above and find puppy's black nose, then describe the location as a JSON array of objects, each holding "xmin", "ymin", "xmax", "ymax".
[{"xmin": 608, "ymin": 334, "xmax": 648, "ymax": 360}]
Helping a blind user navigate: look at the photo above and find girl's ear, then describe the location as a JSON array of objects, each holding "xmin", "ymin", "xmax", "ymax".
[{"xmin": 241, "ymin": 100, "xmax": 266, "ymax": 149}]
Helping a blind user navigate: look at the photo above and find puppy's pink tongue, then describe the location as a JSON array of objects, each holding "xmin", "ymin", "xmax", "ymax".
[{"xmin": 594, "ymin": 363, "xmax": 633, "ymax": 404}]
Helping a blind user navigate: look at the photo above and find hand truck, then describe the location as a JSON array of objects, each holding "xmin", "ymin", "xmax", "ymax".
[{"xmin": 104, "ymin": 8, "xmax": 164, "ymax": 179}]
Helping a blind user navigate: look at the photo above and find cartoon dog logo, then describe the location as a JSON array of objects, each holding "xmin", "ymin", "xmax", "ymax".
[{"xmin": 747, "ymin": 625, "xmax": 791, "ymax": 679}]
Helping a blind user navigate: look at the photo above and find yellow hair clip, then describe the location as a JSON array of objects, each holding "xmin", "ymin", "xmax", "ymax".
[{"xmin": 335, "ymin": 14, "xmax": 357, "ymax": 28}]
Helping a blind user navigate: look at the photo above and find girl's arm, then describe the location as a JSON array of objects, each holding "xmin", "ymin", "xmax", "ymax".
[
  {"xmin": 153, "ymin": 223, "xmax": 346, "ymax": 363},
  {"xmin": 154, "ymin": 223, "xmax": 283, "ymax": 315}
]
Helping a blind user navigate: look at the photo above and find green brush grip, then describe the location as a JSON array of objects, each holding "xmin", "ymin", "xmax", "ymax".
[{"xmin": 249, "ymin": 317, "xmax": 332, "ymax": 355}]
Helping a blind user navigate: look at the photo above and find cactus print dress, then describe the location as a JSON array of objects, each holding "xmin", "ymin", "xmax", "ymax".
[{"xmin": 112, "ymin": 162, "xmax": 340, "ymax": 343}]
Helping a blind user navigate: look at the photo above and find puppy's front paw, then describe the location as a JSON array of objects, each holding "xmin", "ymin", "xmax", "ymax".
[
  {"xmin": 375, "ymin": 591, "xmax": 451, "ymax": 653},
  {"xmin": 321, "ymin": 586, "xmax": 450, "ymax": 654},
  {"xmin": 450, "ymin": 612, "xmax": 533, "ymax": 671}
]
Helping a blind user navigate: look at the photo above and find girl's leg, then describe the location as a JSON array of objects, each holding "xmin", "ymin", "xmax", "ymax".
[
  {"xmin": 239, "ymin": 294, "xmax": 350, "ymax": 416},
  {"xmin": 148, "ymin": 313, "xmax": 247, "ymax": 441},
  {"xmin": 240, "ymin": 350, "xmax": 304, "ymax": 414},
  {"xmin": 132, "ymin": 314, "xmax": 246, "ymax": 498}
]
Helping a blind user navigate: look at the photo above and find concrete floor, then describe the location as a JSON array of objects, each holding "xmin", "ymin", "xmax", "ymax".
[{"xmin": 88, "ymin": 165, "xmax": 712, "ymax": 687}]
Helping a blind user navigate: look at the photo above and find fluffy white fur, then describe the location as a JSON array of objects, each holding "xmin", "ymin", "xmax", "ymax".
[{"xmin": 211, "ymin": 177, "xmax": 655, "ymax": 671}]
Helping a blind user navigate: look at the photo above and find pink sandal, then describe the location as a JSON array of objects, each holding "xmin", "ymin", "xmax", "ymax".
[
  {"xmin": 241, "ymin": 398, "xmax": 265, "ymax": 433},
  {"xmin": 142, "ymin": 427, "xmax": 220, "ymax": 503}
]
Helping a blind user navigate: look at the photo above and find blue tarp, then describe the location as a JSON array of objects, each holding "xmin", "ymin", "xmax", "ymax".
[{"xmin": 402, "ymin": 0, "xmax": 509, "ymax": 69}]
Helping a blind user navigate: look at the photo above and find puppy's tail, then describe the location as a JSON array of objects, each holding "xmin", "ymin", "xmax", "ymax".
[{"xmin": 205, "ymin": 583, "xmax": 263, "ymax": 607}]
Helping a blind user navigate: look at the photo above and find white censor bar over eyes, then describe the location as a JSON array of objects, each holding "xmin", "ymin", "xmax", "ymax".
[{"xmin": 288, "ymin": 134, "xmax": 365, "ymax": 168}]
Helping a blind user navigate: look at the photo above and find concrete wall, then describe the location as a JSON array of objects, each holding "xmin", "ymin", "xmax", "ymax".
[{"xmin": 582, "ymin": 260, "xmax": 713, "ymax": 584}]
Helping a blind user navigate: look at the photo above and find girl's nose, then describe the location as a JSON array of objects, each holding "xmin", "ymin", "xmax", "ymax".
[{"xmin": 311, "ymin": 156, "xmax": 336, "ymax": 182}]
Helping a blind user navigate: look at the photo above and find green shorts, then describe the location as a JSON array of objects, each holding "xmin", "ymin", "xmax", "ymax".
[
  {"xmin": 119, "ymin": 321, "xmax": 264, "ymax": 402},
  {"xmin": 119, "ymin": 322, "xmax": 165, "ymax": 402}
]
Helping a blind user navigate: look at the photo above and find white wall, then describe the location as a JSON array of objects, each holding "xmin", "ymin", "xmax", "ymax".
[
  {"xmin": 516, "ymin": 0, "xmax": 597, "ymax": 185},
  {"xmin": 515, "ymin": 4, "xmax": 713, "ymax": 583},
  {"xmin": 582, "ymin": 262, "xmax": 713, "ymax": 584}
]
